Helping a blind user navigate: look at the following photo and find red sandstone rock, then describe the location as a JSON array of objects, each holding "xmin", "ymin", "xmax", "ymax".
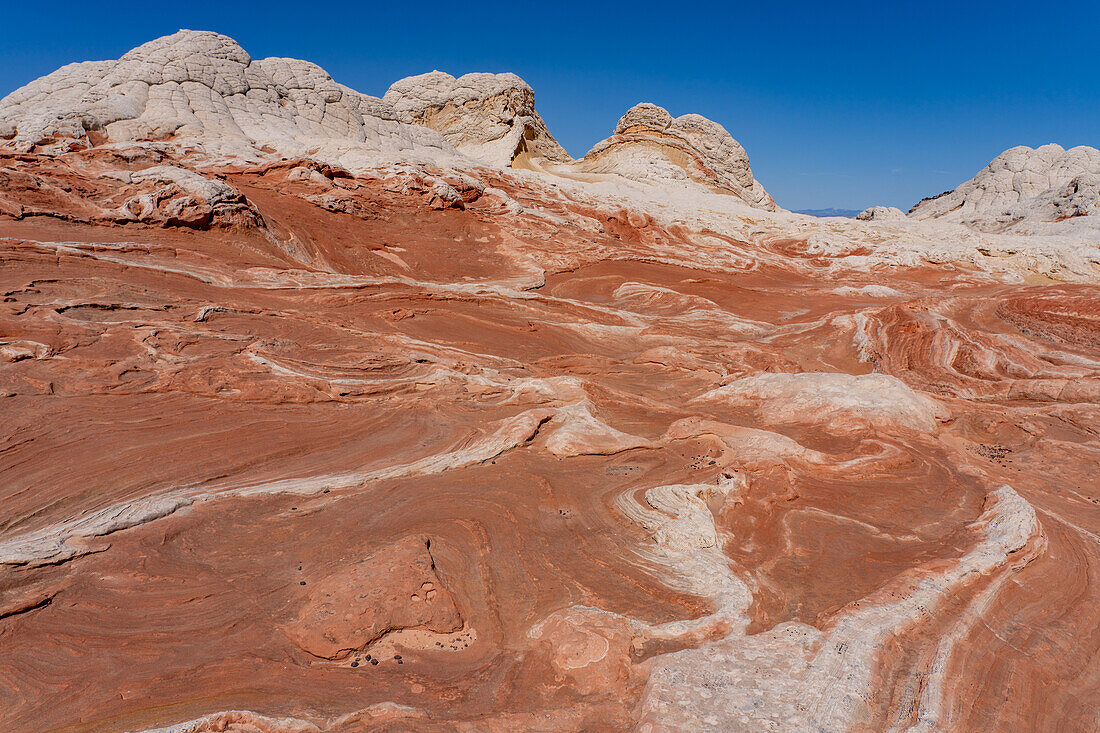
[{"xmin": 287, "ymin": 536, "xmax": 463, "ymax": 660}]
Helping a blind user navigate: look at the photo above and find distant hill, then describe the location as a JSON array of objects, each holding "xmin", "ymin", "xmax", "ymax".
[{"xmin": 794, "ymin": 208, "xmax": 862, "ymax": 218}]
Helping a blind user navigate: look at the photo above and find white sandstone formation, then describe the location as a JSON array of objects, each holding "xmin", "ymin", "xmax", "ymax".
[
  {"xmin": 909, "ymin": 143, "xmax": 1100, "ymax": 232},
  {"xmin": 382, "ymin": 71, "xmax": 569, "ymax": 167},
  {"xmin": 0, "ymin": 30, "xmax": 456, "ymax": 167},
  {"xmin": 856, "ymin": 205, "xmax": 906, "ymax": 221},
  {"xmin": 576, "ymin": 102, "xmax": 777, "ymax": 210}
]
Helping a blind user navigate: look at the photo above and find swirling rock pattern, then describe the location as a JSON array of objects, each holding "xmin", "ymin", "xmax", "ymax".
[{"xmin": 0, "ymin": 32, "xmax": 1098, "ymax": 733}]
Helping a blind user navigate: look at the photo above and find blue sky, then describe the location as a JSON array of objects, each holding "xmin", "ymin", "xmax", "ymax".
[{"xmin": 2, "ymin": 1, "xmax": 1097, "ymax": 210}]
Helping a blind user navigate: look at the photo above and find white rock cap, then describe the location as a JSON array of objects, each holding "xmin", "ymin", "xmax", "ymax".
[{"xmin": 579, "ymin": 102, "xmax": 776, "ymax": 210}]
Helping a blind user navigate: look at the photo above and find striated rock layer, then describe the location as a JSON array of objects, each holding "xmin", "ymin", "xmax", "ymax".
[{"xmin": 1, "ymin": 31, "xmax": 1098, "ymax": 733}]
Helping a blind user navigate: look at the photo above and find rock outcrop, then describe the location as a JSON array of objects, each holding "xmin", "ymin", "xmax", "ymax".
[
  {"xmin": 383, "ymin": 71, "xmax": 569, "ymax": 167},
  {"xmin": 856, "ymin": 205, "xmax": 906, "ymax": 221},
  {"xmin": 0, "ymin": 146, "xmax": 263, "ymax": 228},
  {"xmin": 577, "ymin": 102, "xmax": 776, "ymax": 210},
  {"xmin": 909, "ymin": 143, "xmax": 1100, "ymax": 231},
  {"xmin": 0, "ymin": 29, "xmax": 454, "ymax": 165}
]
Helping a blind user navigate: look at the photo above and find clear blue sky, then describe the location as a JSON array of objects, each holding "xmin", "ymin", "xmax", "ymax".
[{"xmin": 2, "ymin": 1, "xmax": 1097, "ymax": 210}]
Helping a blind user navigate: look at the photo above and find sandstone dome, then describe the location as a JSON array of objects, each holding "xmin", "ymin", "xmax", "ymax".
[
  {"xmin": 576, "ymin": 102, "xmax": 777, "ymax": 210},
  {"xmin": 0, "ymin": 30, "xmax": 459, "ymax": 166},
  {"xmin": 908, "ymin": 143, "xmax": 1100, "ymax": 231}
]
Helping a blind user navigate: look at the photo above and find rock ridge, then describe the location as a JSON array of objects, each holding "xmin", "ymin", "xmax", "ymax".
[{"xmin": 0, "ymin": 35, "xmax": 781, "ymax": 211}]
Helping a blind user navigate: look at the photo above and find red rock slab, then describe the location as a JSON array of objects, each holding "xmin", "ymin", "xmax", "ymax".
[{"xmin": 286, "ymin": 536, "xmax": 463, "ymax": 660}]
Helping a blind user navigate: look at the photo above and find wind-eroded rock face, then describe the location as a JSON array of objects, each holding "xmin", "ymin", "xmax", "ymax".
[
  {"xmin": 383, "ymin": 71, "xmax": 569, "ymax": 167},
  {"xmin": 0, "ymin": 30, "xmax": 1098, "ymax": 733},
  {"xmin": 909, "ymin": 143, "xmax": 1100, "ymax": 232}
]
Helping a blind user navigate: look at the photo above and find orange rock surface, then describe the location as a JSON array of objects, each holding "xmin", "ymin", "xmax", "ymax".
[{"xmin": 0, "ymin": 134, "xmax": 1097, "ymax": 732}]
